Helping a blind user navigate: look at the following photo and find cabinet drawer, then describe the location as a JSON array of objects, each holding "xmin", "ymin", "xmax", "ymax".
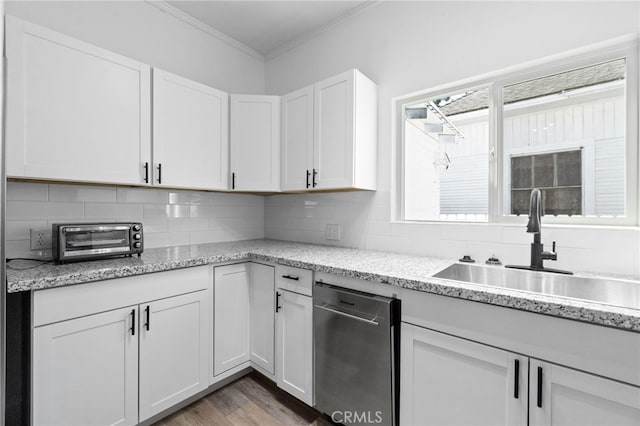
[
  {"xmin": 275, "ymin": 265, "xmax": 312, "ymax": 296},
  {"xmin": 34, "ymin": 266, "xmax": 211, "ymax": 327}
]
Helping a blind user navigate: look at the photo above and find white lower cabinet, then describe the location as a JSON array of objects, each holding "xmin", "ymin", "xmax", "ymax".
[
  {"xmin": 33, "ymin": 306, "xmax": 139, "ymax": 426},
  {"xmin": 32, "ymin": 267, "xmax": 211, "ymax": 426},
  {"xmin": 530, "ymin": 359, "xmax": 640, "ymax": 426},
  {"xmin": 250, "ymin": 263, "xmax": 276, "ymax": 374},
  {"xmin": 401, "ymin": 322, "xmax": 640, "ymax": 426},
  {"xmin": 139, "ymin": 291, "xmax": 209, "ymax": 421},
  {"xmin": 33, "ymin": 289, "xmax": 209, "ymax": 426},
  {"xmin": 400, "ymin": 323, "xmax": 527, "ymax": 426},
  {"xmin": 214, "ymin": 263, "xmax": 251, "ymax": 376},
  {"xmin": 275, "ymin": 288, "xmax": 314, "ymax": 406}
]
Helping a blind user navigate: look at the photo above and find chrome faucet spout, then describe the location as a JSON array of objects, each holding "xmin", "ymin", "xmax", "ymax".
[{"xmin": 526, "ymin": 188, "xmax": 542, "ymax": 234}]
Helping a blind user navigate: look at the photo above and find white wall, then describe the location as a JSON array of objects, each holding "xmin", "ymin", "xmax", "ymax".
[
  {"xmin": 5, "ymin": 0, "xmax": 265, "ymax": 93},
  {"xmin": 264, "ymin": 1, "xmax": 640, "ymax": 275}
]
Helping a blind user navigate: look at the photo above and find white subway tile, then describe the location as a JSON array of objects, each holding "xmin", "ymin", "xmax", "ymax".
[
  {"xmin": 140, "ymin": 219, "xmax": 168, "ymax": 233},
  {"xmin": 143, "ymin": 232, "xmax": 169, "ymax": 248},
  {"xmin": 190, "ymin": 205, "xmax": 218, "ymax": 218},
  {"xmin": 49, "ymin": 184, "xmax": 116, "ymax": 203},
  {"xmin": 168, "ymin": 232, "xmax": 191, "ymax": 246},
  {"xmin": 544, "ymin": 227, "xmax": 587, "ymax": 249},
  {"xmin": 168, "ymin": 218, "xmax": 209, "ymax": 232},
  {"xmin": 6, "ymin": 220, "xmax": 48, "ymax": 241},
  {"xmin": 117, "ymin": 187, "xmax": 168, "ymax": 204},
  {"xmin": 7, "ymin": 182, "xmax": 49, "ymax": 201},
  {"xmin": 443, "ymin": 224, "xmax": 503, "ymax": 243},
  {"xmin": 190, "ymin": 229, "xmax": 228, "ymax": 244},
  {"xmin": 143, "ymin": 204, "xmax": 190, "ymax": 219},
  {"xmin": 85, "ymin": 203, "xmax": 117, "ymax": 219},
  {"xmin": 502, "ymin": 225, "xmax": 531, "ymax": 245},
  {"xmin": 7, "ymin": 201, "xmax": 84, "ymax": 220},
  {"xmin": 390, "ymin": 222, "xmax": 441, "ymax": 240},
  {"xmin": 6, "ymin": 240, "xmax": 34, "ymax": 259},
  {"xmin": 169, "ymin": 191, "xmax": 212, "ymax": 205}
]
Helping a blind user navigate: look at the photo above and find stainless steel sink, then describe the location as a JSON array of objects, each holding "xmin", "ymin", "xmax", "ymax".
[{"xmin": 433, "ymin": 263, "xmax": 640, "ymax": 310}]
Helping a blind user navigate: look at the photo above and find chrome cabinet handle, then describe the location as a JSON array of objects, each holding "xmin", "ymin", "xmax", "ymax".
[{"xmin": 281, "ymin": 274, "xmax": 299, "ymax": 281}]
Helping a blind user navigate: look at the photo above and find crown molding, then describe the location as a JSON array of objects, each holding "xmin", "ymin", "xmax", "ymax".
[
  {"xmin": 145, "ymin": 0, "xmax": 264, "ymax": 61},
  {"xmin": 265, "ymin": 0, "xmax": 383, "ymax": 61}
]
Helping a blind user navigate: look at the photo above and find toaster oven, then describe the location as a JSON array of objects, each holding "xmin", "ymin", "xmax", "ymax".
[{"xmin": 52, "ymin": 222, "xmax": 144, "ymax": 263}]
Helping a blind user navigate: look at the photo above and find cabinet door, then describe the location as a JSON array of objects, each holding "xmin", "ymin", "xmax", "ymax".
[
  {"xmin": 313, "ymin": 70, "xmax": 355, "ymax": 190},
  {"xmin": 153, "ymin": 69, "xmax": 228, "ymax": 190},
  {"xmin": 250, "ymin": 263, "xmax": 275, "ymax": 374},
  {"xmin": 400, "ymin": 323, "xmax": 527, "ymax": 426},
  {"xmin": 276, "ymin": 289, "xmax": 314, "ymax": 405},
  {"xmin": 282, "ymin": 86, "xmax": 314, "ymax": 191},
  {"xmin": 230, "ymin": 95, "xmax": 280, "ymax": 191},
  {"xmin": 5, "ymin": 16, "xmax": 151, "ymax": 185},
  {"xmin": 33, "ymin": 306, "xmax": 138, "ymax": 426},
  {"xmin": 139, "ymin": 291, "xmax": 209, "ymax": 421},
  {"xmin": 530, "ymin": 359, "xmax": 640, "ymax": 426},
  {"xmin": 214, "ymin": 263, "xmax": 251, "ymax": 375}
]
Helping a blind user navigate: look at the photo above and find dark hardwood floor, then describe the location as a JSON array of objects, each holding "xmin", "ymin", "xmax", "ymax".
[{"xmin": 154, "ymin": 372, "xmax": 334, "ymax": 426}]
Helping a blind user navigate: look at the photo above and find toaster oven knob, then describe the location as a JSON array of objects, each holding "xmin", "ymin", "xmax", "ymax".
[
  {"xmin": 134, "ymin": 242, "xmax": 142, "ymax": 249},
  {"xmin": 133, "ymin": 233, "xmax": 141, "ymax": 240},
  {"xmin": 133, "ymin": 224, "xmax": 141, "ymax": 232}
]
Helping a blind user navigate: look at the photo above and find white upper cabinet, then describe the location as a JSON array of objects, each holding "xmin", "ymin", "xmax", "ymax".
[
  {"xmin": 282, "ymin": 69, "xmax": 377, "ymax": 192},
  {"xmin": 282, "ymin": 86, "xmax": 315, "ymax": 191},
  {"xmin": 230, "ymin": 95, "xmax": 280, "ymax": 191},
  {"xmin": 5, "ymin": 15, "xmax": 151, "ymax": 185},
  {"xmin": 153, "ymin": 69, "xmax": 229, "ymax": 190}
]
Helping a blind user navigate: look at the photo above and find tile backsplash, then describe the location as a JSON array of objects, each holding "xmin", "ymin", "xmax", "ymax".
[
  {"xmin": 265, "ymin": 190, "xmax": 640, "ymax": 276},
  {"xmin": 6, "ymin": 182, "xmax": 264, "ymax": 259},
  {"xmin": 6, "ymin": 182, "xmax": 639, "ymax": 277}
]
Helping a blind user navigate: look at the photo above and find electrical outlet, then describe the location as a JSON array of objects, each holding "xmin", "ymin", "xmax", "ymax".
[
  {"xmin": 325, "ymin": 224, "xmax": 341, "ymax": 241},
  {"xmin": 30, "ymin": 228, "xmax": 52, "ymax": 251}
]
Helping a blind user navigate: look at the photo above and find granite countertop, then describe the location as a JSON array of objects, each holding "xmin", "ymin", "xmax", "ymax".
[{"xmin": 7, "ymin": 239, "xmax": 640, "ymax": 332}]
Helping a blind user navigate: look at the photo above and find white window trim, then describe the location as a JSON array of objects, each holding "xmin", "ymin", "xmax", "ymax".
[{"xmin": 393, "ymin": 34, "xmax": 639, "ymax": 227}]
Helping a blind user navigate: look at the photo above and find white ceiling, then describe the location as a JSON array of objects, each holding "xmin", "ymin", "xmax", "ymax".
[{"xmin": 166, "ymin": 0, "xmax": 373, "ymax": 58}]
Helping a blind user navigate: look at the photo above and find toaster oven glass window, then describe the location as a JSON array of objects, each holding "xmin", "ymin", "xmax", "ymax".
[{"xmin": 64, "ymin": 229, "xmax": 130, "ymax": 252}]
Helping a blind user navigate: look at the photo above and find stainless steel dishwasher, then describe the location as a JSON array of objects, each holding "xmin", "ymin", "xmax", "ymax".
[{"xmin": 314, "ymin": 282, "xmax": 400, "ymax": 426}]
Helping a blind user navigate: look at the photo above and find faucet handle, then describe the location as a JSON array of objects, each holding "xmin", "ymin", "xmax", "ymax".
[{"xmin": 552, "ymin": 241, "xmax": 556, "ymax": 253}]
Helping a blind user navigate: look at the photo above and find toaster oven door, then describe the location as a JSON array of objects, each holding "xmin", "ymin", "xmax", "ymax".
[{"xmin": 62, "ymin": 226, "xmax": 131, "ymax": 257}]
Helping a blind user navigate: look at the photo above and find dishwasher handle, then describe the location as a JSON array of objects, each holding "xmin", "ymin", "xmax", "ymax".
[{"xmin": 314, "ymin": 303, "xmax": 379, "ymax": 326}]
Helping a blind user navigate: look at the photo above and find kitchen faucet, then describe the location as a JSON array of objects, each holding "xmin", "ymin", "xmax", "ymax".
[{"xmin": 506, "ymin": 188, "xmax": 573, "ymax": 275}]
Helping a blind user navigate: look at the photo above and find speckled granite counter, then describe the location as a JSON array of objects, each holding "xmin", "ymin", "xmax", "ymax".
[{"xmin": 7, "ymin": 239, "xmax": 640, "ymax": 332}]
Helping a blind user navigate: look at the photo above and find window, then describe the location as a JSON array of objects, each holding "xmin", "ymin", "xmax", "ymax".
[
  {"xmin": 404, "ymin": 88, "xmax": 489, "ymax": 221},
  {"xmin": 511, "ymin": 150, "xmax": 582, "ymax": 216},
  {"xmin": 398, "ymin": 40, "xmax": 638, "ymax": 225}
]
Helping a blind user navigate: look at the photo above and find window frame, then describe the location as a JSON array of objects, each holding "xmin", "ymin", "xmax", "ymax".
[{"xmin": 394, "ymin": 36, "xmax": 639, "ymax": 226}]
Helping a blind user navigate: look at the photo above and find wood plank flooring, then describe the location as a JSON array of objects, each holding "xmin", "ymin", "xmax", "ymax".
[{"xmin": 154, "ymin": 372, "xmax": 334, "ymax": 426}]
